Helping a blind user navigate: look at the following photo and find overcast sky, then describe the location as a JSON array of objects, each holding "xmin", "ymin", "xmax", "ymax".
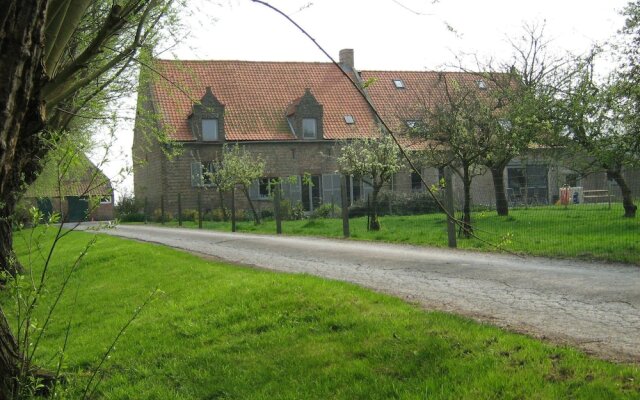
[{"xmin": 104, "ymin": 0, "xmax": 630, "ymax": 197}]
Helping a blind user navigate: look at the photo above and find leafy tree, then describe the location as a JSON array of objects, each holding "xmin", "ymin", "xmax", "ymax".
[
  {"xmin": 337, "ymin": 135, "xmax": 401, "ymax": 230},
  {"xmin": 464, "ymin": 24, "xmax": 565, "ymax": 216},
  {"xmin": 210, "ymin": 144, "xmax": 266, "ymax": 225},
  {"xmin": 618, "ymin": 0, "xmax": 640, "ymax": 156},
  {"xmin": 554, "ymin": 56, "xmax": 638, "ymax": 218},
  {"xmin": 0, "ymin": 1, "xmax": 178, "ymax": 396},
  {"xmin": 410, "ymin": 75, "xmax": 492, "ymax": 237}
]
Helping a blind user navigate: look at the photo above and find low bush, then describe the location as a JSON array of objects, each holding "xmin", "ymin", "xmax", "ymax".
[
  {"xmin": 152, "ymin": 208, "xmax": 173, "ymax": 223},
  {"xmin": 180, "ymin": 209, "xmax": 198, "ymax": 222},
  {"xmin": 311, "ymin": 202, "xmax": 341, "ymax": 219},
  {"xmin": 118, "ymin": 213, "xmax": 146, "ymax": 223},
  {"xmin": 349, "ymin": 191, "xmax": 441, "ymax": 218}
]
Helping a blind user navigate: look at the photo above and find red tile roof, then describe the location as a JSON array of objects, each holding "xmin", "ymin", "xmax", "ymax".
[
  {"xmin": 150, "ymin": 60, "xmax": 380, "ymax": 142},
  {"xmin": 359, "ymin": 70, "xmax": 490, "ymax": 135}
]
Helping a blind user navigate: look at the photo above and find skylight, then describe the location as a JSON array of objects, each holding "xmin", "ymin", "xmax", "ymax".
[
  {"xmin": 344, "ymin": 115, "xmax": 355, "ymax": 124},
  {"xmin": 406, "ymin": 120, "xmax": 418, "ymax": 128},
  {"xmin": 476, "ymin": 79, "xmax": 487, "ymax": 90},
  {"xmin": 393, "ymin": 79, "xmax": 405, "ymax": 89}
]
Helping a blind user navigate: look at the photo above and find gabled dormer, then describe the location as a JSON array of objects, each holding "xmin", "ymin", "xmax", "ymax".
[
  {"xmin": 189, "ymin": 87, "xmax": 225, "ymax": 142},
  {"xmin": 286, "ymin": 88, "xmax": 324, "ymax": 140}
]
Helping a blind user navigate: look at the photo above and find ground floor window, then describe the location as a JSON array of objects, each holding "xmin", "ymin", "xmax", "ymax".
[
  {"xmin": 507, "ymin": 164, "xmax": 549, "ymax": 205},
  {"xmin": 411, "ymin": 172, "xmax": 423, "ymax": 192}
]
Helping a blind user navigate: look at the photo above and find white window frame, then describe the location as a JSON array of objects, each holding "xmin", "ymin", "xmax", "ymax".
[{"xmin": 393, "ymin": 79, "xmax": 405, "ymax": 89}]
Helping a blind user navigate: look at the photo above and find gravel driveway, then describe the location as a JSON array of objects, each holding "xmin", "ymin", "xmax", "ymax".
[{"xmin": 86, "ymin": 224, "xmax": 640, "ymax": 362}]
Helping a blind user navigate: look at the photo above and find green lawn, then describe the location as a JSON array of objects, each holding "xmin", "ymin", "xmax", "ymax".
[
  {"xmin": 151, "ymin": 203, "xmax": 640, "ymax": 265},
  {"xmin": 4, "ymin": 229, "xmax": 639, "ymax": 399}
]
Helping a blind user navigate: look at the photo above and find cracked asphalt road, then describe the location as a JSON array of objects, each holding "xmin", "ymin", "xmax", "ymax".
[{"xmin": 87, "ymin": 224, "xmax": 640, "ymax": 362}]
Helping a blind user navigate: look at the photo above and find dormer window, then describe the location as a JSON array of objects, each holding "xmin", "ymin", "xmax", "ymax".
[
  {"xmin": 393, "ymin": 79, "xmax": 405, "ymax": 89},
  {"xmin": 286, "ymin": 88, "xmax": 324, "ymax": 140},
  {"xmin": 302, "ymin": 118, "xmax": 317, "ymax": 139},
  {"xmin": 189, "ymin": 87, "xmax": 225, "ymax": 142},
  {"xmin": 202, "ymin": 119, "xmax": 219, "ymax": 141}
]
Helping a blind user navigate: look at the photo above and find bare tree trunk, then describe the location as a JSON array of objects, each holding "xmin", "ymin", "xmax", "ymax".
[
  {"xmin": 461, "ymin": 165, "xmax": 473, "ymax": 238},
  {"xmin": 608, "ymin": 169, "xmax": 637, "ymax": 218},
  {"xmin": 369, "ymin": 186, "xmax": 381, "ymax": 231},
  {"xmin": 490, "ymin": 165, "xmax": 509, "ymax": 217},
  {"xmin": 217, "ymin": 189, "xmax": 228, "ymax": 221}
]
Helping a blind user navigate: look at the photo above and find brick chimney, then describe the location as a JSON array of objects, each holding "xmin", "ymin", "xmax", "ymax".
[{"xmin": 339, "ymin": 49, "xmax": 354, "ymax": 71}]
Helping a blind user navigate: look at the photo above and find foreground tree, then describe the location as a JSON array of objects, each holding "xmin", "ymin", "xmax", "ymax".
[
  {"xmin": 1, "ymin": 1, "xmax": 177, "ymax": 397},
  {"xmin": 337, "ymin": 135, "xmax": 401, "ymax": 231}
]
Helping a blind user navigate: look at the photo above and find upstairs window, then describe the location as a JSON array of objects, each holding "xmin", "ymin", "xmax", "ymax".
[
  {"xmin": 393, "ymin": 79, "xmax": 405, "ymax": 89},
  {"xmin": 302, "ymin": 118, "xmax": 317, "ymax": 139},
  {"xmin": 202, "ymin": 119, "xmax": 219, "ymax": 141},
  {"xmin": 406, "ymin": 120, "xmax": 419, "ymax": 129}
]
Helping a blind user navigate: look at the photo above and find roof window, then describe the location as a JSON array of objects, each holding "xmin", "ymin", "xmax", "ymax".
[
  {"xmin": 344, "ymin": 115, "xmax": 355, "ymax": 124},
  {"xmin": 393, "ymin": 79, "xmax": 405, "ymax": 89},
  {"xmin": 476, "ymin": 79, "xmax": 487, "ymax": 90}
]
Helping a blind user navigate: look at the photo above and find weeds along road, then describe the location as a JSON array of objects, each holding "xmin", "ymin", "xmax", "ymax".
[{"xmin": 86, "ymin": 224, "xmax": 640, "ymax": 363}]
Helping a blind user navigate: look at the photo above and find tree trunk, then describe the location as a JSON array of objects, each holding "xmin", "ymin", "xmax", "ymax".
[
  {"xmin": 608, "ymin": 169, "xmax": 637, "ymax": 218},
  {"xmin": 241, "ymin": 185, "xmax": 261, "ymax": 225},
  {"xmin": 490, "ymin": 165, "xmax": 509, "ymax": 217},
  {"xmin": 368, "ymin": 186, "xmax": 381, "ymax": 231},
  {"xmin": 461, "ymin": 166, "xmax": 473, "ymax": 238},
  {"xmin": 217, "ymin": 189, "xmax": 228, "ymax": 221},
  {"xmin": 1, "ymin": 2, "xmax": 50, "ymax": 398}
]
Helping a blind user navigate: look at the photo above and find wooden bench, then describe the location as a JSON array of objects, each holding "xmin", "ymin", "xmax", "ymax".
[{"xmin": 583, "ymin": 189, "xmax": 612, "ymax": 208}]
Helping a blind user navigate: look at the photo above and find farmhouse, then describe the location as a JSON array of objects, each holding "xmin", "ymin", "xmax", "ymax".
[
  {"xmin": 25, "ymin": 155, "xmax": 114, "ymax": 222},
  {"xmin": 133, "ymin": 49, "xmax": 637, "ymax": 216}
]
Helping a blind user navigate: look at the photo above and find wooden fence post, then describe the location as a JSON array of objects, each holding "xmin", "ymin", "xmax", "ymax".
[
  {"xmin": 178, "ymin": 193, "xmax": 182, "ymax": 227},
  {"xmin": 160, "ymin": 195, "xmax": 165, "ymax": 225},
  {"xmin": 341, "ymin": 175, "xmax": 350, "ymax": 238},
  {"xmin": 274, "ymin": 184, "xmax": 282, "ymax": 235},
  {"xmin": 231, "ymin": 187, "xmax": 236, "ymax": 233},
  {"xmin": 197, "ymin": 191, "xmax": 202, "ymax": 229}
]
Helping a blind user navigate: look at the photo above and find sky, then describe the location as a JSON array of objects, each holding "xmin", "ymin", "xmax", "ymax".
[{"xmin": 101, "ymin": 0, "xmax": 630, "ymax": 198}]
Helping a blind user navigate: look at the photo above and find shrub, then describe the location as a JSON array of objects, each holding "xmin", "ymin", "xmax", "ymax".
[
  {"xmin": 180, "ymin": 209, "xmax": 198, "ymax": 222},
  {"xmin": 279, "ymin": 200, "xmax": 305, "ymax": 220},
  {"xmin": 152, "ymin": 208, "xmax": 173, "ymax": 223},
  {"xmin": 260, "ymin": 208, "xmax": 274, "ymax": 220},
  {"xmin": 12, "ymin": 201, "xmax": 32, "ymax": 230},
  {"xmin": 348, "ymin": 191, "xmax": 440, "ymax": 218},
  {"xmin": 118, "ymin": 213, "xmax": 146, "ymax": 223},
  {"xmin": 115, "ymin": 194, "xmax": 141, "ymax": 217},
  {"xmin": 311, "ymin": 202, "xmax": 341, "ymax": 219}
]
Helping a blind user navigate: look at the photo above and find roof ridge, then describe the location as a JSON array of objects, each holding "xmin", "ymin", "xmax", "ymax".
[{"xmin": 153, "ymin": 58, "xmax": 334, "ymax": 66}]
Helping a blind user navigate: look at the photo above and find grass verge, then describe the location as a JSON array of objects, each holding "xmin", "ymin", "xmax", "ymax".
[
  {"xmin": 5, "ymin": 229, "xmax": 639, "ymax": 399},
  {"xmin": 147, "ymin": 203, "xmax": 640, "ymax": 265}
]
